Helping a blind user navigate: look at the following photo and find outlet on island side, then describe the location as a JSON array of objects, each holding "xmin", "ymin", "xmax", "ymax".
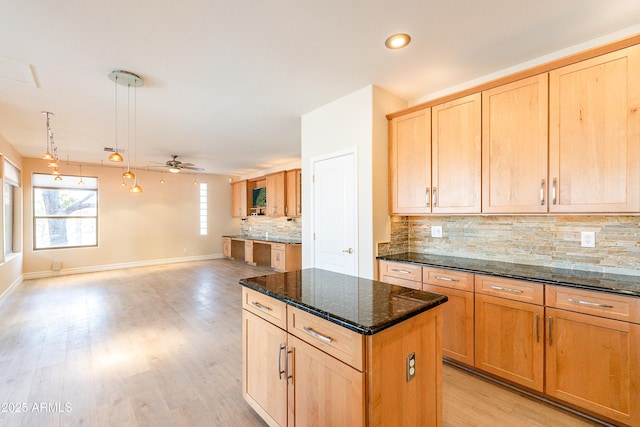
[
  {"xmin": 581, "ymin": 231, "xmax": 596, "ymax": 248},
  {"xmin": 431, "ymin": 226, "xmax": 443, "ymax": 238}
]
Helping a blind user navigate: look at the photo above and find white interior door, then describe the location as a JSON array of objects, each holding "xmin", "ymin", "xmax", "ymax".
[{"xmin": 312, "ymin": 152, "xmax": 357, "ymax": 275}]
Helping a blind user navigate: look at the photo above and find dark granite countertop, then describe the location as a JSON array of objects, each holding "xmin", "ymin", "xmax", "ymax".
[
  {"xmin": 378, "ymin": 252, "xmax": 640, "ymax": 298},
  {"xmin": 239, "ymin": 268, "xmax": 448, "ymax": 335},
  {"xmin": 223, "ymin": 234, "xmax": 302, "ymax": 245}
]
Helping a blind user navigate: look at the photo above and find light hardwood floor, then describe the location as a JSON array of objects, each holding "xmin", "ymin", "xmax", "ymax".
[{"xmin": 0, "ymin": 260, "xmax": 603, "ymax": 427}]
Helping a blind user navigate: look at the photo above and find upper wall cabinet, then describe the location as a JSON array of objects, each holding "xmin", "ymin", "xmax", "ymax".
[
  {"xmin": 432, "ymin": 93, "xmax": 481, "ymax": 213},
  {"xmin": 266, "ymin": 171, "xmax": 287, "ymax": 217},
  {"xmin": 286, "ymin": 169, "xmax": 302, "ymax": 217},
  {"xmin": 389, "ymin": 108, "xmax": 431, "ymax": 214},
  {"xmin": 482, "ymin": 75, "xmax": 549, "ymax": 213},
  {"xmin": 232, "ymin": 180, "xmax": 248, "ymax": 218},
  {"xmin": 548, "ymin": 45, "xmax": 640, "ymax": 213}
]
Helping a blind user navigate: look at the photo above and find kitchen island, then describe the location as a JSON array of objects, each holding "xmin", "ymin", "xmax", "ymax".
[{"xmin": 239, "ymin": 268, "xmax": 448, "ymax": 427}]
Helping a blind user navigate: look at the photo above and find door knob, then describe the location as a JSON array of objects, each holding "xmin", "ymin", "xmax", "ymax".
[{"xmin": 342, "ymin": 248, "xmax": 353, "ymax": 254}]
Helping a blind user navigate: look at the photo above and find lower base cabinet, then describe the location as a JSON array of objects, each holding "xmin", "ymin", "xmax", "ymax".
[{"xmin": 242, "ymin": 287, "xmax": 443, "ymax": 427}]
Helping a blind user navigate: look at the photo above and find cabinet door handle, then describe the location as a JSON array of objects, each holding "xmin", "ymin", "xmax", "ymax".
[
  {"xmin": 435, "ymin": 275, "xmax": 459, "ymax": 282},
  {"xmin": 540, "ymin": 179, "xmax": 546, "ymax": 206},
  {"xmin": 432, "ymin": 187, "xmax": 437, "ymax": 207},
  {"xmin": 490, "ymin": 285, "xmax": 523, "ymax": 294},
  {"xmin": 552, "ymin": 178, "xmax": 557, "ymax": 205},
  {"xmin": 548, "ymin": 316, "xmax": 553, "ymax": 346},
  {"xmin": 391, "ymin": 268, "xmax": 411, "ymax": 274},
  {"xmin": 567, "ymin": 298, "xmax": 613, "ymax": 309},
  {"xmin": 535, "ymin": 314, "xmax": 540, "ymax": 342},
  {"xmin": 425, "ymin": 188, "xmax": 430, "ymax": 208},
  {"xmin": 286, "ymin": 345, "xmax": 292, "ymax": 382},
  {"xmin": 278, "ymin": 343, "xmax": 286, "ymax": 379},
  {"xmin": 251, "ymin": 301, "xmax": 272, "ymax": 312},
  {"xmin": 303, "ymin": 326, "xmax": 333, "ymax": 343}
]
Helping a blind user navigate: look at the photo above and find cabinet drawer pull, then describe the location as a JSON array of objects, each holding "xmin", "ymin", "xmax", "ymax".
[
  {"xmin": 251, "ymin": 301, "xmax": 272, "ymax": 312},
  {"xmin": 566, "ymin": 298, "xmax": 613, "ymax": 309},
  {"xmin": 540, "ymin": 179, "xmax": 545, "ymax": 206},
  {"xmin": 303, "ymin": 326, "xmax": 333, "ymax": 343},
  {"xmin": 278, "ymin": 343, "xmax": 286, "ymax": 379},
  {"xmin": 490, "ymin": 285, "xmax": 523, "ymax": 294},
  {"xmin": 391, "ymin": 269, "xmax": 411, "ymax": 274},
  {"xmin": 425, "ymin": 188, "xmax": 430, "ymax": 208},
  {"xmin": 435, "ymin": 275, "xmax": 459, "ymax": 282}
]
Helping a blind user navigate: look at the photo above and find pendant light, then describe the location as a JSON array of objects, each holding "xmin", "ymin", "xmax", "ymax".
[
  {"xmin": 78, "ymin": 164, "xmax": 85, "ymax": 186},
  {"xmin": 159, "ymin": 171, "xmax": 166, "ymax": 184},
  {"xmin": 122, "ymin": 81, "xmax": 135, "ymax": 179},
  {"xmin": 41, "ymin": 111, "xmax": 55, "ymax": 160},
  {"xmin": 108, "ymin": 73, "xmax": 124, "ymax": 162}
]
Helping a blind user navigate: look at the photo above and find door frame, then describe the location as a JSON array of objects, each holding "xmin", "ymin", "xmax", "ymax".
[{"xmin": 309, "ymin": 148, "xmax": 359, "ymax": 276}]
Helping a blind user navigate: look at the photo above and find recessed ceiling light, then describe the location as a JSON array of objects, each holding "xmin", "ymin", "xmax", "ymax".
[{"xmin": 385, "ymin": 33, "xmax": 411, "ymax": 49}]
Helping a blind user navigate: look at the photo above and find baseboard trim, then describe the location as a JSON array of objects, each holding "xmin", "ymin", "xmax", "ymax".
[
  {"xmin": 0, "ymin": 275, "xmax": 24, "ymax": 306},
  {"xmin": 22, "ymin": 254, "xmax": 225, "ymax": 280}
]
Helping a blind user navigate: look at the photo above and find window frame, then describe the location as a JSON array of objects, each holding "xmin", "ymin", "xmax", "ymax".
[{"xmin": 32, "ymin": 173, "xmax": 99, "ymax": 250}]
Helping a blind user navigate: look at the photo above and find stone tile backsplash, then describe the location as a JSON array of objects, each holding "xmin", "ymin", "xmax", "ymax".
[
  {"xmin": 240, "ymin": 216, "xmax": 302, "ymax": 241},
  {"xmin": 379, "ymin": 215, "xmax": 640, "ymax": 276}
]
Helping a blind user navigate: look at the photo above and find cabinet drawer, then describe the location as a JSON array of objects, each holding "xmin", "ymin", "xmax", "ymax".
[
  {"xmin": 378, "ymin": 260, "xmax": 422, "ymax": 283},
  {"xmin": 288, "ymin": 306, "xmax": 364, "ymax": 371},
  {"xmin": 475, "ymin": 275, "xmax": 543, "ymax": 304},
  {"xmin": 380, "ymin": 274, "xmax": 421, "ymax": 290},
  {"xmin": 546, "ymin": 285, "xmax": 640, "ymax": 324},
  {"xmin": 242, "ymin": 287, "xmax": 287, "ymax": 329},
  {"xmin": 423, "ymin": 267, "xmax": 474, "ymax": 291},
  {"xmin": 271, "ymin": 243, "xmax": 286, "ymax": 251}
]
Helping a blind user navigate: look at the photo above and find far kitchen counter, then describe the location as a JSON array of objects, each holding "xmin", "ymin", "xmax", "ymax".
[{"xmin": 378, "ymin": 252, "xmax": 640, "ymax": 297}]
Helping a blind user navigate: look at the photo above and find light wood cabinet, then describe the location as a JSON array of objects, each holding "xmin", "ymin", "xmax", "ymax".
[
  {"xmin": 266, "ymin": 171, "xmax": 286, "ymax": 217},
  {"xmin": 431, "ymin": 93, "xmax": 481, "ymax": 213},
  {"xmin": 549, "ymin": 45, "xmax": 640, "ymax": 213},
  {"xmin": 474, "ymin": 275, "xmax": 544, "ymax": 392},
  {"xmin": 422, "ymin": 267, "xmax": 475, "ymax": 366},
  {"xmin": 389, "ymin": 108, "xmax": 431, "ymax": 214},
  {"xmin": 270, "ymin": 243, "xmax": 301, "ymax": 272},
  {"xmin": 231, "ymin": 180, "xmax": 248, "ymax": 217},
  {"xmin": 285, "ymin": 169, "xmax": 301, "ymax": 217},
  {"xmin": 545, "ymin": 286, "xmax": 640, "ymax": 426},
  {"xmin": 222, "ymin": 237, "xmax": 231, "ymax": 258},
  {"xmin": 378, "ymin": 259, "xmax": 422, "ymax": 290},
  {"xmin": 242, "ymin": 287, "xmax": 443, "ymax": 427},
  {"xmin": 482, "ymin": 74, "xmax": 549, "ymax": 213}
]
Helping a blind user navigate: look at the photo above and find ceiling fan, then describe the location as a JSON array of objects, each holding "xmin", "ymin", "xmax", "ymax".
[{"xmin": 150, "ymin": 155, "xmax": 204, "ymax": 173}]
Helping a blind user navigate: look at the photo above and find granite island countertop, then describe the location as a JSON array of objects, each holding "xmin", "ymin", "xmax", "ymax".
[
  {"xmin": 378, "ymin": 252, "xmax": 640, "ymax": 298},
  {"xmin": 224, "ymin": 234, "xmax": 302, "ymax": 245},
  {"xmin": 239, "ymin": 268, "xmax": 448, "ymax": 335}
]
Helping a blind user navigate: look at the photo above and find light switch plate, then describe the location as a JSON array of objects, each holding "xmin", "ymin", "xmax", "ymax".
[{"xmin": 581, "ymin": 231, "xmax": 595, "ymax": 248}]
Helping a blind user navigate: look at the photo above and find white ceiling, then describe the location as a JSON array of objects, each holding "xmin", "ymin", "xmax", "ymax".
[{"xmin": 1, "ymin": 1, "xmax": 640, "ymax": 176}]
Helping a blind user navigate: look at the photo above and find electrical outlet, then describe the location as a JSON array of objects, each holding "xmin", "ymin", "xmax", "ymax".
[
  {"xmin": 406, "ymin": 352, "xmax": 416, "ymax": 381},
  {"xmin": 581, "ymin": 231, "xmax": 596, "ymax": 248},
  {"xmin": 431, "ymin": 226, "xmax": 443, "ymax": 238}
]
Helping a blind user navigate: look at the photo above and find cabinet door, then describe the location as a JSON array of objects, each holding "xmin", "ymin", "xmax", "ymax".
[
  {"xmin": 546, "ymin": 308, "xmax": 640, "ymax": 426},
  {"xmin": 285, "ymin": 169, "xmax": 301, "ymax": 217},
  {"xmin": 242, "ymin": 310, "xmax": 288, "ymax": 427},
  {"xmin": 475, "ymin": 294, "xmax": 544, "ymax": 391},
  {"xmin": 267, "ymin": 172, "xmax": 286, "ymax": 217},
  {"xmin": 232, "ymin": 180, "xmax": 248, "ymax": 217},
  {"xmin": 432, "ymin": 93, "xmax": 481, "ymax": 213},
  {"xmin": 223, "ymin": 238, "xmax": 231, "ymax": 258},
  {"xmin": 482, "ymin": 75, "xmax": 549, "ymax": 213},
  {"xmin": 287, "ymin": 334, "xmax": 364, "ymax": 427},
  {"xmin": 389, "ymin": 108, "xmax": 431, "ymax": 214},
  {"xmin": 549, "ymin": 45, "xmax": 640, "ymax": 212},
  {"xmin": 423, "ymin": 283, "xmax": 474, "ymax": 366},
  {"xmin": 271, "ymin": 249, "xmax": 285, "ymax": 272}
]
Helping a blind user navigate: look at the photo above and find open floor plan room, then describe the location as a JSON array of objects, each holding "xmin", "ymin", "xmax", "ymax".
[{"xmin": 0, "ymin": 260, "xmax": 602, "ymax": 427}]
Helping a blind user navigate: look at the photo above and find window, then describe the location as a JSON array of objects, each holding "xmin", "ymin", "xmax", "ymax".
[
  {"xmin": 33, "ymin": 173, "xmax": 98, "ymax": 250},
  {"xmin": 199, "ymin": 183, "xmax": 207, "ymax": 235},
  {"xmin": 3, "ymin": 159, "xmax": 20, "ymax": 257}
]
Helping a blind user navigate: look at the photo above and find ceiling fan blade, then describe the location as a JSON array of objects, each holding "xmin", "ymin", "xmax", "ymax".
[
  {"xmin": 182, "ymin": 166, "xmax": 204, "ymax": 171},
  {"xmin": 180, "ymin": 162, "xmax": 195, "ymax": 167}
]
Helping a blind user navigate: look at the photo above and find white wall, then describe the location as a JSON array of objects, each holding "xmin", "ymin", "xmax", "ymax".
[
  {"xmin": 301, "ymin": 85, "xmax": 406, "ymax": 279},
  {"xmin": 22, "ymin": 158, "xmax": 238, "ymax": 277}
]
